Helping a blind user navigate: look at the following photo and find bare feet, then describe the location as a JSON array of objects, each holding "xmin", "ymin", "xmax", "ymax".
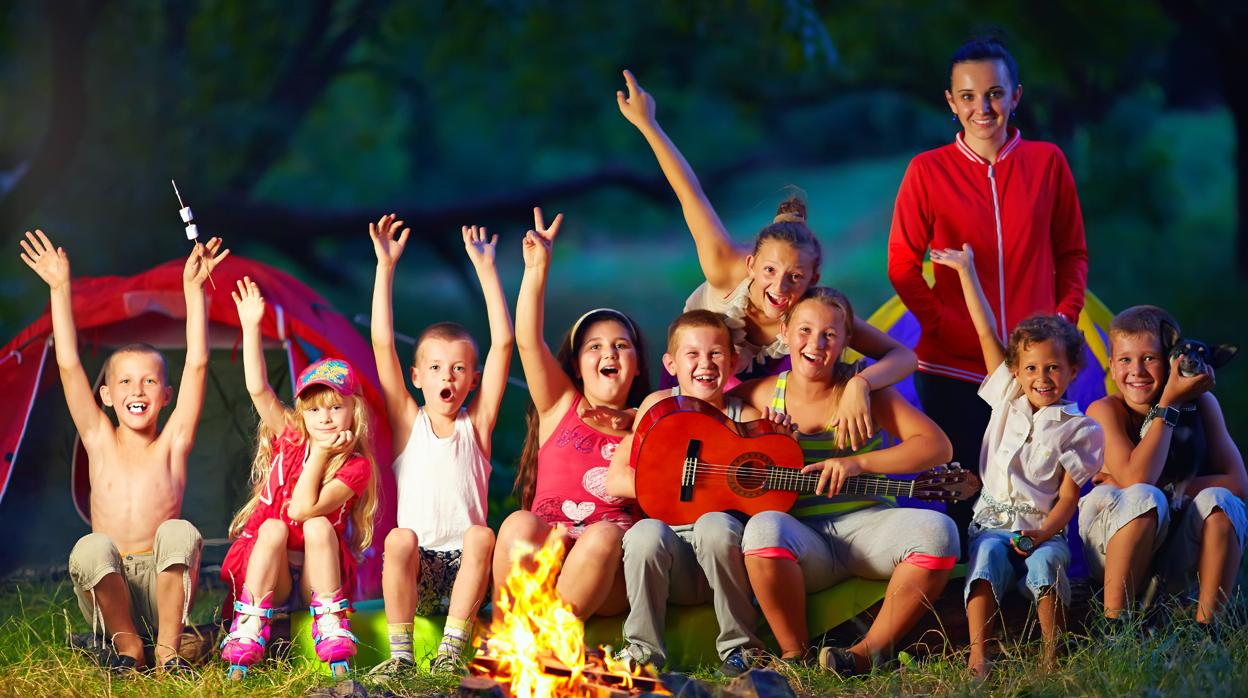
[{"xmin": 968, "ymin": 655, "xmax": 992, "ymax": 681}]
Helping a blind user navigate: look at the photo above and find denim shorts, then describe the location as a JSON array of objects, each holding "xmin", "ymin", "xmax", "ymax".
[{"xmin": 964, "ymin": 526, "xmax": 1070, "ymax": 607}]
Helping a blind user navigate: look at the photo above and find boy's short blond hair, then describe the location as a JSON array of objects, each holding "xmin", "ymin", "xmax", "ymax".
[
  {"xmin": 103, "ymin": 343, "xmax": 168, "ymax": 383},
  {"xmin": 666, "ymin": 310, "xmax": 733, "ymax": 355},
  {"xmin": 413, "ymin": 322, "xmax": 478, "ymax": 365},
  {"xmin": 1109, "ymin": 305, "xmax": 1179, "ymax": 349}
]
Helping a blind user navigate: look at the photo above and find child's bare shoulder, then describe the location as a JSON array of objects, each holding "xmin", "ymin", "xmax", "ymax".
[
  {"xmin": 728, "ymin": 375, "xmax": 775, "ymax": 406},
  {"xmin": 1087, "ymin": 394, "xmax": 1127, "ymax": 423},
  {"xmin": 737, "ymin": 402, "xmax": 763, "ymax": 421},
  {"xmin": 636, "ymin": 389, "xmax": 669, "ymax": 415}
]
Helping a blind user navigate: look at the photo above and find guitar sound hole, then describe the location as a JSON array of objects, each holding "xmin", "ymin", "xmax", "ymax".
[{"xmin": 727, "ymin": 452, "xmax": 771, "ymax": 498}]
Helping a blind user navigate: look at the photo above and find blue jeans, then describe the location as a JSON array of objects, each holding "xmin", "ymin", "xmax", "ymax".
[{"xmin": 964, "ymin": 527, "xmax": 1070, "ymax": 607}]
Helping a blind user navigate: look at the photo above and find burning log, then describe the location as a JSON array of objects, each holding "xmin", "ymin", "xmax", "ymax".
[
  {"xmin": 468, "ymin": 653, "xmax": 664, "ymax": 696},
  {"xmin": 459, "ymin": 675, "xmax": 507, "ymax": 698},
  {"xmin": 466, "ymin": 535, "xmax": 668, "ymax": 697}
]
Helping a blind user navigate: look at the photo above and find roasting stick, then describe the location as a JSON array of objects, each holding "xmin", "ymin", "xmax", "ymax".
[{"xmin": 171, "ymin": 179, "xmax": 216, "ymax": 289}]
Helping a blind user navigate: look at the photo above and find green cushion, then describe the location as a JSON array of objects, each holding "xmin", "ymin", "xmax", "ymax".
[
  {"xmin": 288, "ymin": 576, "xmax": 891, "ymax": 671},
  {"xmin": 288, "ymin": 598, "xmax": 441, "ymax": 669}
]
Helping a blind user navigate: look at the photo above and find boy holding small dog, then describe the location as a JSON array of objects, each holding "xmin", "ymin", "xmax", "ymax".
[{"xmin": 1080, "ymin": 305, "xmax": 1246, "ymax": 623}]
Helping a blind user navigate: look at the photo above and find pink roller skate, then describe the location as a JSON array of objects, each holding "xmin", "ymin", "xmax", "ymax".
[
  {"xmin": 310, "ymin": 590, "xmax": 357, "ymax": 678},
  {"xmin": 220, "ymin": 589, "xmax": 273, "ymax": 680}
]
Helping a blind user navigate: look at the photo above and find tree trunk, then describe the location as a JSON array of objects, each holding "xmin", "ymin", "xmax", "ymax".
[
  {"xmin": 0, "ymin": 2, "xmax": 107, "ymax": 234},
  {"xmin": 1229, "ymin": 94, "xmax": 1248, "ymax": 276}
]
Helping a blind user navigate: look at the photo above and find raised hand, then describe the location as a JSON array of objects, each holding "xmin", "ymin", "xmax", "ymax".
[
  {"xmin": 19, "ymin": 230, "xmax": 71, "ymax": 290},
  {"xmin": 462, "ymin": 225, "xmax": 498, "ymax": 269},
  {"xmin": 616, "ymin": 69, "xmax": 657, "ymax": 129},
  {"xmin": 184, "ymin": 236, "xmax": 230, "ymax": 287},
  {"xmin": 929, "ymin": 243, "xmax": 975, "ymax": 275},
  {"xmin": 231, "ymin": 276, "xmax": 266, "ymax": 329},
  {"xmin": 521, "ymin": 206, "xmax": 564, "ymax": 269},
  {"xmin": 370, "ymin": 213, "xmax": 410, "ymax": 269}
]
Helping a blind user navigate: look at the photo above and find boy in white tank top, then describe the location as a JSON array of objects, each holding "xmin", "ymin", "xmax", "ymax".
[{"xmin": 367, "ymin": 216, "xmax": 514, "ymax": 675}]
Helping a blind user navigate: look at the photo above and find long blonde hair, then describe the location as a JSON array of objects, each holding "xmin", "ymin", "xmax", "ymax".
[{"xmin": 228, "ymin": 384, "xmax": 380, "ymax": 553}]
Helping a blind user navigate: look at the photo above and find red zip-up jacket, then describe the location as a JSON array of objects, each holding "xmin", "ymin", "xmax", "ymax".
[{"xmin": 888, "ymin": 129, "xmax": 1088, "ymax": 383}]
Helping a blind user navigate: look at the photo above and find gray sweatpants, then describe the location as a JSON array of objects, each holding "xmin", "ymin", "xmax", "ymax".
[
  {"xmin": 740, "ymin": 506, "xmax": 959, "ymax": 591},
  {"xmin": 620, "ymin": 513, "xmax": 760, "ymax": 667}
]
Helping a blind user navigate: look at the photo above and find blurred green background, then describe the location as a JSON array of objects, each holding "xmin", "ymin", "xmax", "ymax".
[{"xmin": 1, "ymin": 1, "xmax": 1245, "ymax": 563}]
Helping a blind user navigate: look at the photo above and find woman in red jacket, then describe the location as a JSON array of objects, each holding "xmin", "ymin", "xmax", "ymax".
[{"xmin": 887, "ymin": 37, "xmax": 1089, "ymax": 548}]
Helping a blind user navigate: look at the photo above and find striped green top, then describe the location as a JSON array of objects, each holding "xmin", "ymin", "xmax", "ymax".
[{"xmin": 771, "ymin": 371, "xmax": 892, "ymax": 521}]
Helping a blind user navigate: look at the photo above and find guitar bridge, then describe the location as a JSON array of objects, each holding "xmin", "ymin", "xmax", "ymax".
[{"xmin": 681, "ymin": 440, "xmax": 701, "ymax": 502}]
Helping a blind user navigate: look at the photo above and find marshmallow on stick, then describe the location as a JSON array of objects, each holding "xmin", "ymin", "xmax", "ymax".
[{"xmin": 171, "ymin": 179, "xmax": 215, "ymax": 289}]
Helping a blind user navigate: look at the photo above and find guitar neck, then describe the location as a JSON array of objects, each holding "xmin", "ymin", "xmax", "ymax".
[{"xmin": 766, "ymin": 466, "xmax": 915, "ymax": 498}]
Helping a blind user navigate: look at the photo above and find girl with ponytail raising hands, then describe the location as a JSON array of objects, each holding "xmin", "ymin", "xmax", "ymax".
[{"xmin": 618, "ymin": 70, "xmax": 915, "ymax": 451}]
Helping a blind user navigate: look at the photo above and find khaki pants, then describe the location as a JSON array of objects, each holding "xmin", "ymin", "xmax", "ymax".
[{"xmin": 68, "ymin": 519, "xmax": 203, "ymax": 636}]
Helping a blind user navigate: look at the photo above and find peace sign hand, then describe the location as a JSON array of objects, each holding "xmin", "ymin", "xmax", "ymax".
[{"xmin": 521, "ymin": 206, "xmax": 564, "ymax": 269}]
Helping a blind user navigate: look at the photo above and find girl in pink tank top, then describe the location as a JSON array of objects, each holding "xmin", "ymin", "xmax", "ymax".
[
  {"xmin": 530, "ymin": 394, "xmax": 638, "ymax": 534},
  {"xmin": 493, "ymin": 208, "xmax": 651, "ymax": 620}
]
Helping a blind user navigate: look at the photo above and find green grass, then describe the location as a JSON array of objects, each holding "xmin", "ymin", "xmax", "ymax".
[
  {"xmin": 2, "ymin": 580, "xmax": 1246, "ymax": 697},
  {"xmin": 0, "ymin": 581, "xmax": 458, "ymax": 697}
]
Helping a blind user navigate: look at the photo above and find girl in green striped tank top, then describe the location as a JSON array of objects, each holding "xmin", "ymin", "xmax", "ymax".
[
  {"xmin": 733, "ymin": 288, "xmax": 959, "ymax": 674},
  {"xmin": 769, "ymin": 369, "xmax": 889, "ymax": 521}
]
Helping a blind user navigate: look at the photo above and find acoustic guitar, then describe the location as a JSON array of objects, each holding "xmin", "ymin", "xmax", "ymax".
[{"xmin": 630, "ymin": 395, "xmax": 977, "ymax": 526}]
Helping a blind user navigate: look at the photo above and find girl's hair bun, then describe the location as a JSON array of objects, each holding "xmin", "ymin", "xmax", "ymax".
[{"xmin": 773, "ymin": 196, "xmax": 807, "ymax": 224}]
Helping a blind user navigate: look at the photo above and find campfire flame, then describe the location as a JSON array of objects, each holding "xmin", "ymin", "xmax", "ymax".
[
  {"xmin": 482, "ymin": 535, "xmax": 588, "ymax": 698},
  {"xmin": 474, "ymin": 533, "xmax": 667, "ymax": 698}
]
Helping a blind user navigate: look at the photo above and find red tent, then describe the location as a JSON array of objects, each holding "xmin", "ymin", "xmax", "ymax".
[{"xmin": 0, "ymin": 256, "xmax": 395, "ymax": 597}]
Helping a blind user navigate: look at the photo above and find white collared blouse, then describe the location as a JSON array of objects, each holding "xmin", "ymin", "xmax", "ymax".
[{"xmin": 973, "ymin": 363, "xmax": 1105, "ymax": 531}]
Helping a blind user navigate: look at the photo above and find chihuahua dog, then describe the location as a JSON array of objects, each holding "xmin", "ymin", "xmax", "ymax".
[{"xmin": 1161, "ymin": 322, "xmax": 1238, "ymax": 378}]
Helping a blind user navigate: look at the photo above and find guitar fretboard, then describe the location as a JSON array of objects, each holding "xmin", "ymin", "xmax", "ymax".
[{"xmin": 763, "ymin": 465, "xmax": 916, "ymax": 498}]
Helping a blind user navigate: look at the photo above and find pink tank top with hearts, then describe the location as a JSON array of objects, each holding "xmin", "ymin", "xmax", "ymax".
[{"xmin": 531, "ymin": 394, "xmax": 637, "ymax": 535}]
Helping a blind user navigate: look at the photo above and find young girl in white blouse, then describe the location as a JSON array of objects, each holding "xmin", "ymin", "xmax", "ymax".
[{"xmin": 931, "ymin": 244, "xmax": 1104, "ymax": 678}]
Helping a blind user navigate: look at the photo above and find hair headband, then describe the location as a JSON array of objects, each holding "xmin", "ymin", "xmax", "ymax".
[{"xmin": 569, "ymin": 308, "xmax": 638, "ymax": 351}]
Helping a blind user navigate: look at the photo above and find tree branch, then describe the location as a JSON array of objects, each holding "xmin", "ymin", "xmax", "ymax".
[
  {"xmin": 202, "ymin": 156, "xmax": 760, "ymax": 284},
  {"xmin": 225, "ymin": 0, "xmax": 392, "ymax": 194}
]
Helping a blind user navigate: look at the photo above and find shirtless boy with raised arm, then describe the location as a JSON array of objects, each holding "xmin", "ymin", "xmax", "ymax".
[{"xmin": 20, "ymin": 230, "xmax": 228, "ymax": 673}]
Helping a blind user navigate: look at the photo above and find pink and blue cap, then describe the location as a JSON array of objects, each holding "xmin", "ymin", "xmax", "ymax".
[{"xmin": 295, "ymin": 358, "xmax": 359, "ymax": 397}]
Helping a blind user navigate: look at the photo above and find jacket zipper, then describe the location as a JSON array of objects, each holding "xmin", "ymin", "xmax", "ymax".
[{"xmin": 987, "ymin": 164, "xmax": 1007, "ymax": 341}]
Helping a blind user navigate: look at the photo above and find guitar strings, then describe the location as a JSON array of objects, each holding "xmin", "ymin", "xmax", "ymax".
[
  {"xmin": 680, "ymin": 462, "xmax": 913, "ymax": 495},
  {"xmin": 674, "ymin": 461, "xmax": 962, "ymax": 496}
]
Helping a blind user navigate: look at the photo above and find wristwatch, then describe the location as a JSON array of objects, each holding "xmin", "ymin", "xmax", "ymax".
[{"xmin": 1147, "ymin": 404, "xmax": 1180, "ymax": 428}]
